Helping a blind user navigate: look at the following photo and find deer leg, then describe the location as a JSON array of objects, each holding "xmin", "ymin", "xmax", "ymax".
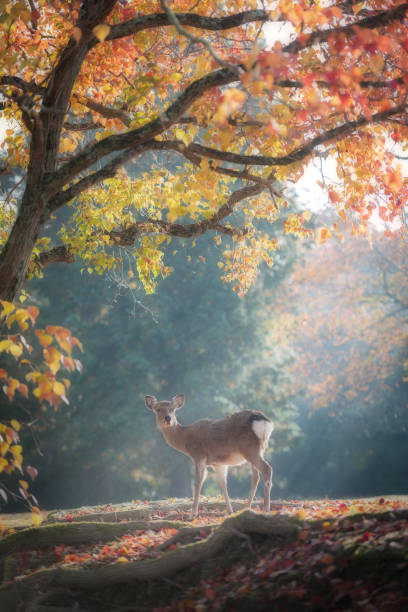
[
  {"xmin": 258, "ymin": 458, "xmax": 273, "ymax": 512},
  {"xmin": 191, "ymin": 460, "xmax": 208, "ymax": 518},
  {"xmin": 248, "ymin": 465, "xmax": 260, "ymax": 508},
  {"xmin": 214, "ymin": 465, "xmax": 233, "ymax": 514},
  {"xmin": 243, "ymin": 452, "xmax": 273, "ymax": 512}
]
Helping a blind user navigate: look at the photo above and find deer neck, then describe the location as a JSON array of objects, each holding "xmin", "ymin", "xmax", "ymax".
[{"xmin": 160, "ymin": 422, "xmax": 187, "ymax": 453}]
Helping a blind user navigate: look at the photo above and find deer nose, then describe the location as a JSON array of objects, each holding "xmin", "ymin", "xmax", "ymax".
[{"xmin": 165, "ymin": 416, "xmax": 171, "ymax": 424}]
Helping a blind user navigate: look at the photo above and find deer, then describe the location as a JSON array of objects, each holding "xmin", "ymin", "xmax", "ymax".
[{"xmin": 144, "ymin": 394, "xmax": 274, "ymax": 517}]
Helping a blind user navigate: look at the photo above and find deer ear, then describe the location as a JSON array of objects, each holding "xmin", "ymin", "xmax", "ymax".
[
  {"xmin": 144, "ymin": 395, "xmax": 157, "ymax": 410},
  {"xmin": 172, "ymin": 394, "xmax": 185, "ymax": 410}
]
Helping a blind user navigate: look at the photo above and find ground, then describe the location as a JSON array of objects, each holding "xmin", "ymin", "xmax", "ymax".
[{"xmin": 0, "ymin": 496, "xmax": 407, "ymax": 611}]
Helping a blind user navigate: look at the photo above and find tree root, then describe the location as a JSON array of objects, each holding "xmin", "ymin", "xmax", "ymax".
[
  {"xmin": 155, "ymin": 524, "xmax": 215, "ymax": 551},
  {"xmin": 0, "ymin": 510, "xmax": 299, "ymax": 601},
  {"xmin": 0, "ymin": 519, "xmax": 189, "ymax": 557},
  {"xmin": 46, "ymin": 499, "xmax": 254, "ymax": 524}
]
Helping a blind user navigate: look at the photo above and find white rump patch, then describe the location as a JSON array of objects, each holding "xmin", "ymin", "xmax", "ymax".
[{"xmin": 252, "ymin": 419, "xmax": 274, "ymax": 445}]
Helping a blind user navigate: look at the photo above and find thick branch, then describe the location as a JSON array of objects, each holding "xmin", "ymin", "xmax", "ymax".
[
  {"xmin": 33, "ymin": 245, "xmax": 75, "ymax": 269},
  {"xmin": 109, "ymin": 174, "xmax": 272, "ymax": 245},
  {"xmin": 46, "ymin": 66, "xmax": 240, "ymax": 195},
  {"xmin": 64, "ymin": 120, "xmax": 103, "ymax": 131},
  {"xmin": 77, "ymin": 97, "xmax": 131, "ymax": 127},
  {"xmin": 107, "ymin": 9, "xmax": 271, "ymax": 42},
  {"xmin": 0, "ymin": 75, "xmax": 45, "ymax": 96},
  {"xmin": 182, "ymin": 104, "xmax": 407, "ymax": 166},
  {"xmin": 275, "ymin": 77, "xmax": 405, "ymax": 90},
  {"xmin": 284, "ymin": 3, "xmax": 408, "ymax": 54}
]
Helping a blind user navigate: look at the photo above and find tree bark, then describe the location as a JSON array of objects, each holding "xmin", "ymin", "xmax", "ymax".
[{"xmin": 0, "ymin": 190, "xmax": 47, "ymax": 300}]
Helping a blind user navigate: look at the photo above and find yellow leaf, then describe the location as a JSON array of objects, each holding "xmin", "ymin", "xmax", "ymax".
[
  {"xmin": 9, "ymin": 342, "xmax": 23, "ymax": 359},
  {"xmin": 0, "ymin": 442, "xmax": 10, "ymax": 456},
  {"xmin": 19, "ymin": 479, "xmax": 29, "ymax": 491},
  {"xmin": 0, "ymin": 339, "xmax": 12, "ymax": 353},
  {"xmin": 93, "ymin": 24, "xmax": 111, "ymax": 42},
  {"xmin": 35, "ymin": 330, "xmax": 53, "ymax": 347},
  {"xmin": 10, "ymin": 445, "xmax": 22, "ymax": 456},
  {"xmin": 10, "ymin": 419, "xmax": 20, "ymax": 431},
  {"xmin": 43, "ymin": 347, "xmax": 61, "ymax": 374},
  {"xmin": 31, "ymin": 512, "xmax": 43, "ymax": 527},
  {"xmin": 302, "ymin": 211, "xmax": 312, "ymax": 222},
  {"xmin": 316, "ymin": 227, "xmax": 332, "ymax": 245},
  {"xmin": 14, "ymin": 308, "xmax": 29, "ymax": 331},
  {"xmin": 117, "ymin": 557, "xmax": 129, "ymax": 563},
  {"xmin": 0, "ymin": 301, "xmax": 14, "ymax": 316},
  {"xmin": 53, "ymin": 381, "xmax": 66, "ymax": 397}
]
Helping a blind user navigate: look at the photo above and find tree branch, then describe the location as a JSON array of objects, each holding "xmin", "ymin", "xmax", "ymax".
[
  {"xmin": 45, "ymin": 66, "xmax": 240, "ymax": 196},
  {"xmin": 33, "ymin": 245, "xmax": 75, "ymax": 269},
  {"xmin": 76, "ymin": 96, "xmax": 131, "ymax": 127},
  {"xmin": 181, "ymin": 104, "xmax": 407, "ymax": 166},
  {"xmin": 159, "ymin": 0, "xmax": 238, "ymax": 71},
  {"xmin": 107, "ymin": 9, "xmax": 271, "ymax": 42},
  {"xmin": 47, "ymin": 100, "xmax": 405, "ymax": 217},
  {"xmin": 0, "ymin": 75, "xmax": 45, "ymax": 96},
  {"xmin": 284, "ymin": 2, "xmax": 408, "ymax": 54},
  {"xmin": 108, "ymin": 172, "xmax": 273, "ymax": 246},
  {"xmin": 47, "ymin": 146, "xmax": 152, "ymax": 213}
]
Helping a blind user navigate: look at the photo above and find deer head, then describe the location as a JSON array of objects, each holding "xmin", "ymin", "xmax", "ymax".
[{"xmin": 144, "ymin": 394, "xmax": 185, "ymax": 429}]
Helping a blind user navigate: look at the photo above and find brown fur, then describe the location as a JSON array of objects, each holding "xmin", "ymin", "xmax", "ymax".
[{"xmin": 144, "ymin": 395, "xmax": 273, "ymax": 517}]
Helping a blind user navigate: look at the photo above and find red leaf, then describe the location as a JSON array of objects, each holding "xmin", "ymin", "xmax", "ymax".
[{"xmin": 26, "ymin": 465, "xmax": 38, "ymax": 480}]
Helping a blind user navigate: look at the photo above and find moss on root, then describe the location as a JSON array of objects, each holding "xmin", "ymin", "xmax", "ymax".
[{"xmin": 1, "ymin": 506, "xmax": 407, "ymax": 611}]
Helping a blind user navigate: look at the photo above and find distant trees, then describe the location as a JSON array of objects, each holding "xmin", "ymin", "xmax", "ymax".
[
  {"xmin": 5, "ymin": 233, "xmax": 297, "ymax": 508},
  {"xmin": 269, "ymin": 232, "xmax": 408, "ymax": 496}
]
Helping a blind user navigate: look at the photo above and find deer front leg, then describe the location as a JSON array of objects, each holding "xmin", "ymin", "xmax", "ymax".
[
  {"xmin": 214, "ymin": 465, "xmax": 233, "ymax": 514},
  {"xmin": 191, "ymin": 459, "xmax": 208, "ymax": 518},
  {"xmin": 248, "ymin": 465, "xmax": 260, "ymax": 508}
]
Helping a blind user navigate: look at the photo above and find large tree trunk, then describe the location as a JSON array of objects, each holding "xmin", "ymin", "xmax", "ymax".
[
  {"xmin": 0, "ymin": 189, "xmax": 46, "ymax": 301},
  {"xmin": 0, "ymin": 1, "xmax": 119, "ymax": 303}
]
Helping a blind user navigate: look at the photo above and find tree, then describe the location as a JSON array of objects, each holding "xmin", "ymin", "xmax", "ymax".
[
  {"xmin": 1, "ymin": 1, "xmax": 408, "ymax": 302},
  {"xmin": 267, "ymin": 230, "xmax": 408, "ymax": 497},
  {"xmin": 4, "ymin": 229, "xmax": 298, "ymax": 509}
]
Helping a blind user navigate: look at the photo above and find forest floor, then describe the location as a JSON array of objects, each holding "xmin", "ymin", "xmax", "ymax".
[{"xmin": 0, "ymin": 496, "xmax": 407, "ymax": 611}]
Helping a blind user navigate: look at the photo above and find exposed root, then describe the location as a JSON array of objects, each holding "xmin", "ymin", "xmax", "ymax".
[
  {"xmin": 1, "ymin": 510, "xmax": 298, "ymax": 600},
  {"xmin": 46, "ymin": 499, "xmax": 253, "ymax": 524},
  {"xmin": 155, "ymin": 524, "xmax": 215, "ymax": 551},
  {"xmin": 0, "ymin": 519, "xmax": 188, "ymax": 557}
]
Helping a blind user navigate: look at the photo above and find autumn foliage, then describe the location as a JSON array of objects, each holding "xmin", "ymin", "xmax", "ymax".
[
  {"xmin": 0, "ymin": 498, "xmax": 407, "ymax": 610},
  {"xmin": 0, "ymin": 1, "xmax": 407, "ymax": 301},
  {"xmin": 0, "ymin": 300, "xmax": 82, "ymax": 516}
]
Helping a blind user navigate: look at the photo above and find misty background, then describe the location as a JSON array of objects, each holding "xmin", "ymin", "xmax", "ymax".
[{"xmin": 1, "ymin": 182, "xmax": 407, "ymax": 509}]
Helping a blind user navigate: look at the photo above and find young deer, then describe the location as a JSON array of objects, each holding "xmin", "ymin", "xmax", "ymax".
[{"xmin": 144, "ymin": 394, "xmax": 274, "ymax": 517}]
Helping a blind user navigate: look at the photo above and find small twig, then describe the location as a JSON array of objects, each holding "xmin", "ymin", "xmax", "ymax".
[
  {"xmin": 160, "ymin": 0, "xmax": 241, "ymax": 73},
  {"xmin": 4, "ymin": 173, "xmax": 26, "ymax": 205}
]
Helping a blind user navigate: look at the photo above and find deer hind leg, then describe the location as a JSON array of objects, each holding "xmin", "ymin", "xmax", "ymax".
[
  {"xmin": 244, "ymin": 451, "xmax": 273, "ymax": 512},
  {"xmin": 191, "ymin": 459, "xmax": 208, "ymax": 518},
  {"xmin": 248, "ymin": 465, "xmax": 260, "ymax": 508},
  {"xmin": 214, "ymin": 465, "xmax": 233, "ymax": 514}
]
